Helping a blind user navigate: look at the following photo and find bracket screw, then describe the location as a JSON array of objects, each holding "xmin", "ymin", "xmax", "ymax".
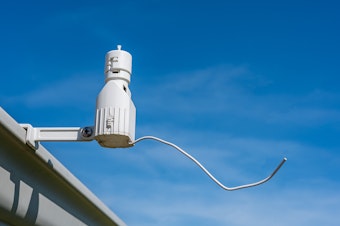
[{"xmin": 81, "ymin": 127, "xmax": 93, "ymax": 138}]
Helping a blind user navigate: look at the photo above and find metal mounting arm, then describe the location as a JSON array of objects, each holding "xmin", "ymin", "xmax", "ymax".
[
  {"xmin": 20, "ymin": 124, "xmax": 94, "ymax": 149},
  {"xmin": 131, "ymin": 136, "xmax": 287, "ymax": 191}
]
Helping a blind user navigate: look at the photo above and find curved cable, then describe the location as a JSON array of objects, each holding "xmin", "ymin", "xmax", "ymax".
[{"xmin": 130, "ymin": 136, "xmax": 287, "ymax": 191}]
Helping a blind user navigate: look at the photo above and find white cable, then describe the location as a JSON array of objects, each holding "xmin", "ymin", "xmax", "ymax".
[{"xmin": 131, "ymin": 136, "xmax": 287, "ymax": 191}]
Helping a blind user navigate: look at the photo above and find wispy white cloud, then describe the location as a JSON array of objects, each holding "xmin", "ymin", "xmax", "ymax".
[
  {"xmin": 96, "ymin": 171, "xmax": 340, "ymax": 226},
  {"xmin": 135, "ymin": 65, "xmax": 340, "ymax": 126},
  {"xmin": 8, "ymin": 63, "xmax": 339, "ymax": 226},
  {"xmin": 58, "ymin": 130, "xmax": 340, "ymax": 226},
  {"xmin": 2, "ymin": 74, "xmax": 101, "ymax": 108},
  {"xmin": 41, "ymin": 99, "xmax": 340, "ymax": 226},
  {"xmin": 4, "ymin": 64, "xmax": 339, "ymax": 126}
]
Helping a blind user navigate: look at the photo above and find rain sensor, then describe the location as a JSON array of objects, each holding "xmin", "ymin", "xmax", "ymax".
[{"xmin": 21, "ymin": 45, "xmax": 287, "ymax": 191}]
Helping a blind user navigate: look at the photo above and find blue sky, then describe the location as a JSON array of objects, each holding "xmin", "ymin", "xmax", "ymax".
[{"xmin": 1, "ymin": 0, "xmax": 340, "ymax": 225}]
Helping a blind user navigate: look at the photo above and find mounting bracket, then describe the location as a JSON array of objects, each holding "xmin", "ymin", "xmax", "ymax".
[{"xmin": 20, "ymin": 124, "xmax": 94, "ymax": 149}]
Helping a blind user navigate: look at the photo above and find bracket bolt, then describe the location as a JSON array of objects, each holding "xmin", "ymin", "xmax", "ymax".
[{"xmin": 81, "ymin": 127, "xmax": 93, "ymax": 138}]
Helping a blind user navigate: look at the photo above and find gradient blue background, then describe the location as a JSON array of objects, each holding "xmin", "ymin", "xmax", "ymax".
[{"xmin": 1, "ymin": 1, "xmax": 339, "ymax": 225}]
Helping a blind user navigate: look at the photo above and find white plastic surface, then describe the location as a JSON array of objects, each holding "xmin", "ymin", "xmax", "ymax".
[
  {"xmin": 105, "ymin": 45, "xmax": 132, "ymax": 83},
  {"xmin": 20, "ymin": 124, "xmax": 94, "ymax": 149},
  {"xmin": 19, "ymin": 46, "xmax": 136, "ymax": 149},
  {"xmin": 95, "ymin": 46, "xmax": 136, "ymax": 148}
]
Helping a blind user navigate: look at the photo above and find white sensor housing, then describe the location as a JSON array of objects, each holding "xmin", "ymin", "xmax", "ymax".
[
  {"xmin": 20, "ymin": 45, "xmax": 286, "ymax": 191},
  {"xmin": 94, "ymin": 45, "xmax": 136, "ymax": 148}
]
